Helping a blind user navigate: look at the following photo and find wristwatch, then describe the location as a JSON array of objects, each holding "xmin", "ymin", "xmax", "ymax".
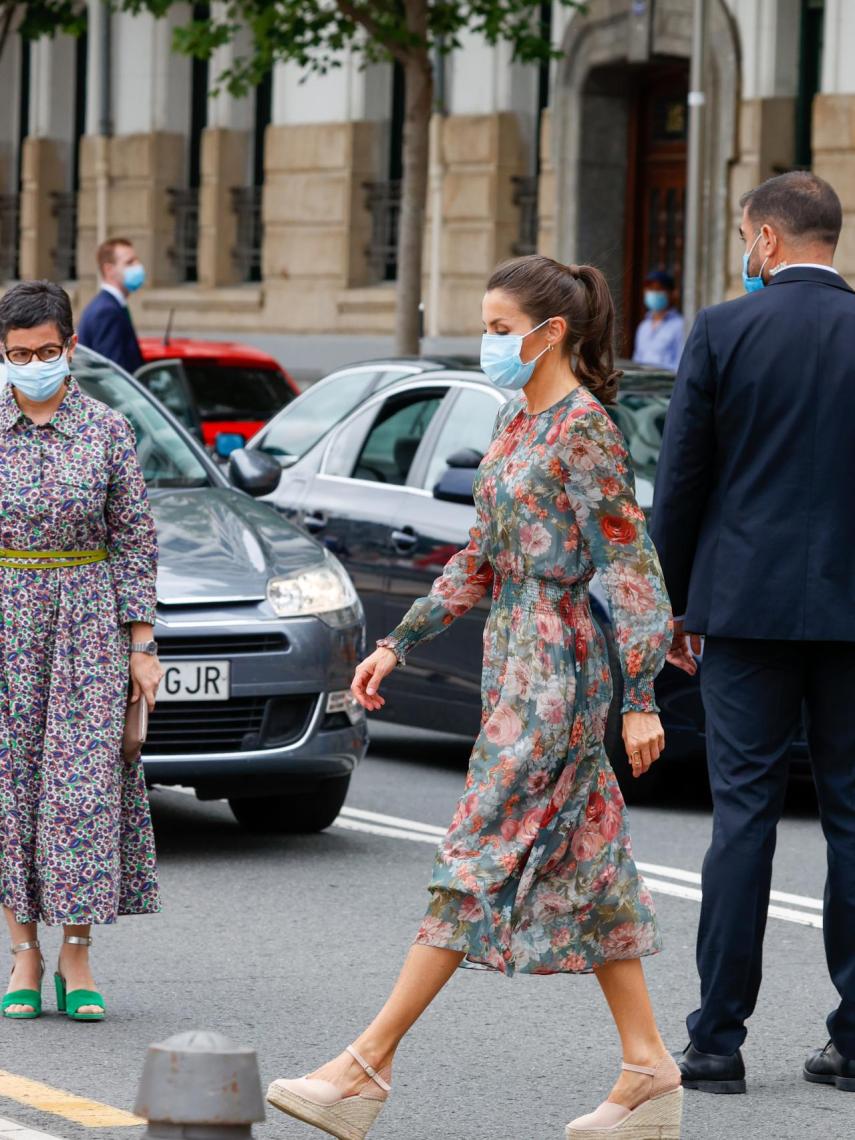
[{"xmin": 130, "ymin": 640, "xmax": 159, "ymax": 656}]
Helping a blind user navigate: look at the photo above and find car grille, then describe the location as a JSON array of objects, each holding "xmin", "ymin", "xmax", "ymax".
[
  {"xmin": 145, "ymin": 695, "xmax": 316, "ymax": 755},
  {"xmin": 157, "ymin": 633, "xmax": 289, "ymax": 657}
]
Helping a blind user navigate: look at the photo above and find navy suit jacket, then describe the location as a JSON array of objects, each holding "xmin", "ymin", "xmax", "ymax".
[
  {"xmin": 77, "ymin": 289, "xmax": 143, "ymax": 375},
  {"xmin": 650, "ymin": 266, "xmax": 855, "ymax": 642}
]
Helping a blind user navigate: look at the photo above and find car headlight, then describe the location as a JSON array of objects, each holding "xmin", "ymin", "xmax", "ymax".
[{"xmin": 267, "ymin": 554, "xmax": 362, "ymax": 627}]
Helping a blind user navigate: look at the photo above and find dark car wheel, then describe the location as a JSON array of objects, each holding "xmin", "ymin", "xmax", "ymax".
[
  {"xmin": 600, "ymin": 622, "xmax": 669, "ymax": 806},
  {"xmin": 228, "ymin": 774, "xmax": 351, "ymax": 834}
]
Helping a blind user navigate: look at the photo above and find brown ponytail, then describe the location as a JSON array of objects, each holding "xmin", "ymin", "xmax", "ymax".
[{"xmin": 486, "ymin": 254, "xmax": 622, "ymax": 405}]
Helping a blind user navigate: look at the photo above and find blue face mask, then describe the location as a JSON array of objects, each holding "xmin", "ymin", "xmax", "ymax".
[
  {"xmin": 480, "ymin": 318, "xmax": 551, "ymax": 391},
  {"xmin": 644, "ymin": 290, "xmax": 669, "ymax": 313},
  {"xmin": 5, "ymin": 352, "xmax": 69, "ymax": 402},
  {"xmin": 742, "ymin": 232, "xmax": 767, "ymax": 294},
  {"xmin": 123, "ymin": 263, "xmax": 146, "ymax": 293}
]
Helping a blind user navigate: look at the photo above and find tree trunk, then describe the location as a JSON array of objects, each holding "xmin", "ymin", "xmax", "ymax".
[{"xmin": 395, "ymin": 5, "xmax": 433, "ymax": 355}]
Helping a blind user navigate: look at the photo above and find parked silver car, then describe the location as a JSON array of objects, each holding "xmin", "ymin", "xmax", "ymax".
[{"xmin": 72, "ymin": 346, "xmax": 367, "ymax": 833}]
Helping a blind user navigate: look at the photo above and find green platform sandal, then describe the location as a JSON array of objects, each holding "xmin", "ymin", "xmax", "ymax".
[
  {"xmin": 54, "ymin": 936, "xmax": 105, "ymax": 1022},
  {"xmin": 2, "ymin": 940, "xmax": 44, "ymax": 1020}
]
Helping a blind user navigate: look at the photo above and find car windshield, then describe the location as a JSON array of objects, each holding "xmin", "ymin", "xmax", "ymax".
[
  {"xmin": 182, "ymin": 363, "xmax": 293, "ymax": 420},
  {"xmin": 257, "ymin": 368, "xmax": 413, "ymax": 463},
  {"xmin": 608, "ymin": 378, "xmax": 673, "ymax": 509},
  {"xmin": 74, "ymin": 351, "xmax": 210, "ymax": 488}
]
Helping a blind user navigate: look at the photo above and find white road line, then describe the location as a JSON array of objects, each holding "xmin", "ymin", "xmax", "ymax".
[
  {"xmin": 335, "ymin": 807, "xmax": 824, "ymax": 929},
  {"xmin": 156, "ymin": 790, "xmax": 824, "ymax": 929},
  {"xmin": 635, "ymin": 860, "xmax": 823, "ymax": 912}
]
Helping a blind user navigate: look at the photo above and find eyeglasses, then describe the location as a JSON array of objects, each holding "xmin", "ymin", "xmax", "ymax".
[{"xmin": 3, "ymin": 342, "xmax": 68, "ymax": 366}]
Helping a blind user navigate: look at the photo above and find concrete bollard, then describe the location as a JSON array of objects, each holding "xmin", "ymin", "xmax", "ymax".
[{"xmin": 135, "ymin": 1030, "xmax": 266, "ymax": 1139}]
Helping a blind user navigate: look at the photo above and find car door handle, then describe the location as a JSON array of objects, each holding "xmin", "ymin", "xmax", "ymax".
[
  {"xmin": 303, "ymin": 511, "xmax": 327, "ymax": 534},
  {"xmin": 390, "ymin": 527, "xmax": 418, "ymax": 554}
]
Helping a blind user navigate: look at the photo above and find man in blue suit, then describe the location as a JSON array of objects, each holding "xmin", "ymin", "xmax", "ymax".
[
  {"xmin": 651, "ymin": 172, "xmax": 855, "ymax": 1094},
  {"xmin": 77, "ymin": 237, "xmax": 146, "ymax": 374}
]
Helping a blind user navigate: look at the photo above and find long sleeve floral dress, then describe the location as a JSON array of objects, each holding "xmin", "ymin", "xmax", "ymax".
[
  {"xmin": 0, "ymin": 378, "xmax": 160, "ymax": 925},
  {"xmin": 379, "ymin": 386, "xmax": 672, "ymax": 976}
]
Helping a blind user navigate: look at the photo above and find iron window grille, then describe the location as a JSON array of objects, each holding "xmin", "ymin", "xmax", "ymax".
[
  {"xmin": 50, "ymin": 191, "xmax": 78, "ymax": 280},
  {"xmin": 511, "ymin": 175, "xmax": 539, "ymax": 257},
  {"xmin": 231, "ymin": 185, "xmax": 263, "ymax": 282},
  {"xmin": 167, "ymin": 187, "xmax": 200, "ymax": 282},
  {"xmin": 0, "ymin": 194, "xmax": 20, "ymax": 281},
  {"xmin": 363, "ymin": 179, "xmax": 401, "ymax": 281}
]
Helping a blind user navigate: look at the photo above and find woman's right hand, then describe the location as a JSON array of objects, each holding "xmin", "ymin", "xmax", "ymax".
[{"xmin": 351, "ymin": 647, "xmax": 398, "ymax": 711}]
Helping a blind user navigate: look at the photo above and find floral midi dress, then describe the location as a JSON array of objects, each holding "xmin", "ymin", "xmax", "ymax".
[
  {"xmin": 0, "ymin": 379, "xmax": 160, "ymax": 925},
  {"xmin": 379, "ymin": 386, "xmax": 672, "ymax": 976}
]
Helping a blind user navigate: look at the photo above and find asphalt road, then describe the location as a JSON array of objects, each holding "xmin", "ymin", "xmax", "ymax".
[{"xmin": 0, "ymin": 724, "xmax": 847, "ymax": 1140}]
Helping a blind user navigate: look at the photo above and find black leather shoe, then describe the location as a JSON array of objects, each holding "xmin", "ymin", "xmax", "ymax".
[
  {"xmin": 673, "ymin": 1042, "xmax": 747, "ymax": 1094},
  {"xmin": 803, "ymin": 1041, "xmax": 855, "ymax": 1091}
]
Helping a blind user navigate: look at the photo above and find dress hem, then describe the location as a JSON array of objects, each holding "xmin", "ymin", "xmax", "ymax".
[
  {"xmin": 3, "ymin": 898, "xmax": 162, "ymax": 927},
  {"xmin": 414, "ymin": 934, "xmax": 663, "ymax": 978}
]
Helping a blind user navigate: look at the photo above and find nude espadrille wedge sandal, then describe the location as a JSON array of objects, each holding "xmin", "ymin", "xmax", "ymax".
[
  {"xmin": 266, "ymin": 1045, "xmax": 391, "ymax": 1140},
  {"xmin": 565, "ymin": 1055, "xmax": 683, "ymax": 1140}
]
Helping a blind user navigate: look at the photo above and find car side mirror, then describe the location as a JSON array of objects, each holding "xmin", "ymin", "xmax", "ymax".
[
  {"xmin": 228, "ymin": 447, "xmax": 283, "ymax": 497},
  {"xmin": 215, "ymin": 431, "xmax": 245, "ymax": 458},
  {"xmin": 445, "ymin": 447, "xmax": 483, "ymax": 469},
  {"xmin": 433, "ymin": 466, "xmax": 476, "ymax": 505}
]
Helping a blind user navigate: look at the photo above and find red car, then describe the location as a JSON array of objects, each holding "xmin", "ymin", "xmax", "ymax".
[{"xmin": 136, "ymin": 338, "xmax": 300, "ymax": 449}]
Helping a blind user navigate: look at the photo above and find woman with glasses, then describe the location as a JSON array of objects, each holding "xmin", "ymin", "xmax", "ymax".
[{"xmin": 0, "ymin": 281, "xmax": 162, "ymax": 1022}]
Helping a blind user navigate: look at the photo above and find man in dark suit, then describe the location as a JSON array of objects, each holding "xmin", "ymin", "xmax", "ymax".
[
  {"xmin": 650, "ymin": 171, "xmax": 855, "ymax": 1094},
  {"xmin": 77, "ymin": 237, "xmax": 146, "ymax": 374}
]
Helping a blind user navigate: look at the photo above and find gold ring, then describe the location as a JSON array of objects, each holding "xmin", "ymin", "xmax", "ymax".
[{"xmin": 631, "ymin": 750, "xmax": 642, "ymax": 759}]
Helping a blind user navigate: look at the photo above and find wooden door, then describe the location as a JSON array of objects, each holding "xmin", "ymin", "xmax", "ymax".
[{"xmin": 622, "ymin": 65, "xmax": 688, "ymax": 356}]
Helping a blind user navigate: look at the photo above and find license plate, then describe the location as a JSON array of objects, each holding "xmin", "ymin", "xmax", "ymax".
[{"xmin": 158, "ymin": 660, "xmax": 231, "ymax": 702}]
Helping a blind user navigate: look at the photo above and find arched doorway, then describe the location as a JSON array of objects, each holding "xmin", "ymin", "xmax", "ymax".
[{"xmin": 552, "ymin": 0, "xmax": 739, "ymax": 355}]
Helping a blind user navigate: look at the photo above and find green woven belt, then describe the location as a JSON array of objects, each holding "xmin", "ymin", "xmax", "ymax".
[{"xmin": 0, "ymin": 547, "xmax": 108, "ymax": 569}]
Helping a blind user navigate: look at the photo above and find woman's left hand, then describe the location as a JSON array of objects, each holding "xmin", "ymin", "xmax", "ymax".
[
  {"xmin": 130, "ymin": 652, "xmax": 164, "ymax": 711},
  {"xmin": 622, "ymin": 711, "xmax": 665, "ymax": 777}
]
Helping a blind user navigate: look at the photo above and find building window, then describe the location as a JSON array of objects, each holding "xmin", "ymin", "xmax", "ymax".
[
  {"xmin": 170, "ymin": 2, "xmax": 208, "ymax": 282},
  {"xmin": 363, "ymin": 60, "xmax": 404, "ymax": 282},
  {"xmin": 796, "ymin": 0, "xmax": 824, "ymax": 169},
  {"xmin": 231, "ymin": 69, "xmax": 271, "ymax": 283}
]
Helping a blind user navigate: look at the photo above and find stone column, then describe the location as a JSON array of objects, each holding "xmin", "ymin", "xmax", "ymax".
[
  {"xmin": 77, "ymin": 6, "xmax": 191, "ymax": 295},
  {"xmin": 262, "ymin": 119, "xmax": 385, "ymax": 331},
  {"xmin": 19, "ymin": 35, "xmax": 75, "ymax": 280},
  {"xmin": 437, "ymin": 112, "xmax": 524, "ymax": 334},
  {"xmin": 197, "ymin": 12, "xmax": 253, "ymax": 287},
  {"xmin": 812, "ymin": 96, "xmax": 855, "ymax": 281}
]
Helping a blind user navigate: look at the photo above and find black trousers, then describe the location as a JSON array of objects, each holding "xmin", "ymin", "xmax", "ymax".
[{"xmin": 687, "ymin": 638, "xmax": 855, "ymax": 1058}]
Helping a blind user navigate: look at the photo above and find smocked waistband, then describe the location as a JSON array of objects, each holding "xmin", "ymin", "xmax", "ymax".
[{"xmin": 492, "ymin": 572, "xmax": 593, "ymax": 610}]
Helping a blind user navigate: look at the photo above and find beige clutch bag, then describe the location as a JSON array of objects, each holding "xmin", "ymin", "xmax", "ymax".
[{"xmin": 123, "ymin": 696, "xmax": 149, "ymax": 762}]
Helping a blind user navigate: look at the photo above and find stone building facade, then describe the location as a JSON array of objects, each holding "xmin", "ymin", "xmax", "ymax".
[{"xmin": 0, "ymin": 0, "xmax": 848, "ymax": 350}]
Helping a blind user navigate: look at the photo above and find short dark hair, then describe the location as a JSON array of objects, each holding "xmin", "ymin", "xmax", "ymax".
[
  {"xmin": 740, "ymin": 171, "xmax": 842, "ymax": 248},
  {"xmin": 0, "ymin": 280, "xmax": 75, "ymax": 343},
  {"xmin": 97, "ymin": 237, "xmax": 133, "ymax": 271}
]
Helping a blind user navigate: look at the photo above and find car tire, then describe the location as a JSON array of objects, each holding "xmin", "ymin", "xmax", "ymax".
[
  {"xmin": 228, "ymin": 774, "xmax": 351, "ymax": 834},
  {"xmin": 600, "ymin": 621, "xmax": 669, "ymax": 806}
]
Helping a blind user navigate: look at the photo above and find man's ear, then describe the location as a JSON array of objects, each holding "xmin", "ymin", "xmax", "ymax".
[{"xmin": 761, "ymin": 223, "xmax": 779, "ymax": 257}]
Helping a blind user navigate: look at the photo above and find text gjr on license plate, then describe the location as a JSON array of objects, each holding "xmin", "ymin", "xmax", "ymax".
[{"xmin": 158, "ymin": 660, "xmax": 231, "ymax": 702}]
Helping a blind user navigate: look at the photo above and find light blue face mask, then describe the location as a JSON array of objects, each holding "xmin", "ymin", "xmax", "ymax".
[
  {"xmin": 123, "ymin": 263, "xmax": 146, "ymax": 293},
  {"xmin": 644, "ymin": 290, "xmax": 669, "ymax": 313},
  {"xmin": 480, "ymin": 318, "xmax": 552, "ymax": 391},
  {"xmin": 742, "ymin": 232, "xmax": 768, "ymax": 294},
  {"xmin": 5, "ymin": 352, "xmax": 69, "ymax": 402}
]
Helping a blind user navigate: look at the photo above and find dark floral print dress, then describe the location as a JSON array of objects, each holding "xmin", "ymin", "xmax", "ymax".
[
  {"xmin": 0, "ymin": 379, "xmax": 160, "ymax": 925},
  {"xmin": 379, "ymin": 387, "xmax": 672, "ymax": 975}
]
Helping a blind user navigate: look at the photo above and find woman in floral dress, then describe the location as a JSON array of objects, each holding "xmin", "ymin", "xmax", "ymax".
[
  {"xmin": 0, "ymin": 282, "xmax": 162, "ymax": 1021},
  {"xmin": 268, "ymin": 256, "xmax": 683, "ymax": 1139}
]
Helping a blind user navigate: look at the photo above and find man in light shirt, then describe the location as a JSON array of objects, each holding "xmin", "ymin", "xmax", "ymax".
[{"xmin": 632, "ymin": 270, "xmax": 685, "ymax": 371}]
